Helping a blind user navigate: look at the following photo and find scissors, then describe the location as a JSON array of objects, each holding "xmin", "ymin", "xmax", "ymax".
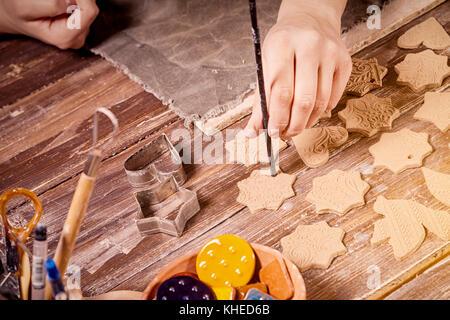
[{"xmin": 0, "ymin": 188, "xmax": 42, "ymax": 300}]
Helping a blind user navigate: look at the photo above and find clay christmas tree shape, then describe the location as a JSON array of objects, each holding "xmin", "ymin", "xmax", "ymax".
[
  {"xmin": 345, "ymin": 58, "xmax": 388, "ymax": 96},
  {"xmin": 397, "ymin": 17, "xmax": 450, "ymax": 50},
  {"xmin": 394, "ymin": 49, "xmax": 450, "ymax": 93},
  {"xmin": 236, "ymin": 169, "xmax": 296, "ymax": 213},
  {"xmin": 281, "ymin": 221, "xmax": 347, "ymax": 272},
  {"xmin": 414, "ymin": 92, "xmax": 450, "ymax": 133},
  {"xmin": 422, "ymin": 167, "xmax": 450, "ymax": 207},
  {"xmin": 339, "ymin": 94, "xmax": 400, "ymax": 137},
  {"xmin": 371, "ymin": 196, "xmax": 450, "ymax": 260},
  {"xmin": 306, "ymin": 169, "xmax": 370, "ymax": 215},
  {"xmin": 226, "ymin": 130, "xmax": 287, "ymax": 166},
  {"xmin": 369, "ymin": 128, "xmax": 433, "ymax": 174},
  {"xmin": 292, "ymin": 126, "xmax": 348, "ymax": 168}
]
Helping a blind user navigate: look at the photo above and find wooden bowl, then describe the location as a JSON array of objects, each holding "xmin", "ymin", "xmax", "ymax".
[{"xmin": 142, "ymin": 243, "xmax": 307, "ymax": 300}]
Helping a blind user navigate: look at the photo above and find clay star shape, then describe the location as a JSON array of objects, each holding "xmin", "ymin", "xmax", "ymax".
[
  {"xmin": 397, "ymin": 17, "xmax": 450, "ymax": 50},
  {"xmin": 281, "ymin": 221, "xmax": 347, "ymax": 271},
  {"xmin": 236, "ymin": 169, "xmax": 296, "ymax": 213},
  {"xmin": 414, "ymin": 91, "xmax": 450, "ymax": 133},
  {"xmin": 226, "ymin": 130, "xmax": 287, "ymax": 166},
  {"xmin": 422, "ymin": 167, "xmax": 450, "ymax": 207},
  {"xmin": 306, "ymin": 169, "xmax": 370, "ymax": 215},
  {"xmin": 345, "ymin": 58, "xmax": 388, "ymax": 96},
  {"xmin": 369, "ymin": 128, "xmax": 433, "ymax": 174},
  {"xmin": 292, "ymin": 126, "xmax": 348, "ymax": 168},
  {"xmin": 394, "ymin": 49, "xmax": 450, "ymax": 93},
  {"xmin": 338, "ymin": 94, "xmax": 400, "ymax": 137},
  {"xmin": 371, "ymin": 196, "xmax": 450, "ymax": 260}
]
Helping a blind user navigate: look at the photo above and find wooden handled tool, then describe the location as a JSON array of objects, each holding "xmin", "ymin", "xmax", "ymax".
[
  {"xmin": 45, "ymin": 108, "xmax": 118, "ymax": 300},
  {"xmin": 248, "ymin": 0, "xmax": 277, "ymax": 177}
]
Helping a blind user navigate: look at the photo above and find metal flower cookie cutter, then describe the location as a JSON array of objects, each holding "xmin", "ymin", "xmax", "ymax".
[{"xmin": 124, "ymin": 134, "xmax": 200, "ymax": 237}]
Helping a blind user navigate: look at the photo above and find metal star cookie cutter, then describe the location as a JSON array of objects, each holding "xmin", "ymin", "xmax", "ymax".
[{"xmin": 124, "ymin": 134, "xmax": 200, "ymax": 237}]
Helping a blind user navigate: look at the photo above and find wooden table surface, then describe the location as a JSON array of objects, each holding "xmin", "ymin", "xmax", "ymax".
[{"xmin": 1, "ymin": 2, "xmax": 449, "ymax": 300}]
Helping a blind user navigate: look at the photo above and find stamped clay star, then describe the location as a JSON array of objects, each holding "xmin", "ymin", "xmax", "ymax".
[
  {"xmin": 345, "ymin": 58, "xmax": 388, "ymax": 96},
  {"xmin": 414, "ymin": 92, "xmax": 450, "ymax": 133},
  {"xmin": 369, "ymin": 128, "xmax": 433, "ymax": 174},
  {"xmin": 394, "ymin": 49, "xmax": 450, "ymax": 93},
  {"xmin": 281, "ymin": 221, "xmax": 347, "ymax": 271},
  {"xmin": 306, "ymin": 169, "xmax": 370, "ymax": 215},
  {"xmin": 339, "ymin": 94, "xmax": 400, "ymax": 137},
  {"xmin": 237, "ymin": 169, "xmax": 296, "ymax": 213}
]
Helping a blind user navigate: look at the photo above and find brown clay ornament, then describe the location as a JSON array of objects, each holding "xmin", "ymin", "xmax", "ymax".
[
  {"xmin": 345, "ymin": 58, "xmax": 388, "ymax": 96},
  {"xmin": 281, "ymin": 221, "xmax": 347, "ymax": 272},
  {"xmin": 422, "ymin": 167, "xmax": 450, "ymax": 207},
  {"xmin": 369, "ymin": 128, "xmax": 433, "ymax": 174},
  {"xmin": 306, "ymin": 169, "xmax": 370, "ymax": 215},
  {"xmin": 414, "ymin": 91, "xmax": 450, "ymax": 133},
  {"xmin": 371, "ymin": 196, "xmax": 450, "ymax": 260},
  {"xmin": 237, "ymin": 170, "xmax": 296, "ymax": 213},
  {"xmin": 394, "ymin": 49, "xmax": 450, "ymax": 93},
  {"xmin": 397, "ymin": 17, "xmax": 450, "ymax": 50},
  {"xmin": 292, "ymin": 126, "xmax": 348, "ymax": 168},
  {"xmin": 259, "ymin": 258, "xmax": 294, "ymax": 300},
  {"xmin": 338, "ymin": 94, "xmax": 400, "ymax": 137}
]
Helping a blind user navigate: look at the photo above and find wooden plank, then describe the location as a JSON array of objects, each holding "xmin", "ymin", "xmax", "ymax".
[
  {"xmin": 384, "ymin": 255, "xmax": 450, "ymax": 300},
  {"xmin": 0, "ymin": 36, "xmax": 98, "ymax": 107},
  {"xmin": 0, "ymin": 59, "xmax": 179, "ymax": 196}
]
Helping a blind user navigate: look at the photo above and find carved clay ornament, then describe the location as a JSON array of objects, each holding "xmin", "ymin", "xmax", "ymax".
[
  {"xmin": 369, "ymin": 128, "xmax": 433, "ymax": 174},
  {"xmin": 371, "ymin": 196, "xmax": 450, "ymax": 260},
  {"xmin": 345, "ymin": 58, "xmax": 388, "ymax": 96},
  {"xmin": 394, "ymin": 49, "xmax": 450, "ymax": 93},
  {"xmin": 281, "ymin": 221, "xmax": 347, "ymax": 272},
  {"xmin": 306, "ymin": 169, "xmax": 370, "ymax": 215},
  {"xmin": 397, "ymin": 17, "xmax": 450, "ymax": 50},
  {"xmin": 292, "ymin": 126, "xmax": 348, "ymax": 168},
  {"xmin": 339, "ymin": 94, "xmax": 400, "ymax": 137},
  {"xmin": 422, "ymin": 167, "xmax": 450, "ymax": 207},
  {"xmin": 236, "ymin": 169, "xmax": 296, "ymax": 213},
  {"xmin": 414, "ymin": 91, "xmax": 450, "ymax": 133}
]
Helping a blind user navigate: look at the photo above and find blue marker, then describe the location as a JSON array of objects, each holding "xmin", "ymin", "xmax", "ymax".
[{"xmin": 45, "ymin": 259, "xmax": 67, "ymax": 300}]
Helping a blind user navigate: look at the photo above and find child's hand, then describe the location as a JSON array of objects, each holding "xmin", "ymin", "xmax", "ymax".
[
  {"xmin": 245, "ymin": 0, "xmax": 351, "ymax": 139},
  {"xmin": 0, "ymin": 0, "xmax": 99, "ymax": 49}
]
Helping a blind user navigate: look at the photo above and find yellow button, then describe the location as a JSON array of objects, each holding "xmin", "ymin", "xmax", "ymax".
[
  {"xmin": 196, "ymin": 234, "xmax": 255, "ymax": 288},
  {"xmin": 212, "ymin": 287, "xmax": 236, "ymax": 300}
]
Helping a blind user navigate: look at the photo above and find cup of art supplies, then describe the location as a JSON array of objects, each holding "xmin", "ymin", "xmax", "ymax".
[{"xmin": 142, "ymin": 234, "xmax": 306, "ymax": 300}]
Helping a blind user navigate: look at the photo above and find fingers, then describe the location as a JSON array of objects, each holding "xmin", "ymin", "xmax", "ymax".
[
  {"xmin": 328, "ymin": 54, "xmax": 352, "ymax": 111},
  {"xmin": 283, "ymin": 56, "xmax": 318, "ymax": 138},
  {"xmin": 15, "ymin": 0, "xmax": 70, "ymax": 20},
  {"xmin": 264, "ymin": 45, "xmax": 294, "ymax": 137},
  {"xmin": 305, "ymin": 62, "xmax": 334, "ymax": 128},
  {"xmin": 24, "ymin": 0, "xmax": 99, "ymax": 49},
  {"xmin": 244, "ymin": 91, "xmax": 262, "ymax": 138}
]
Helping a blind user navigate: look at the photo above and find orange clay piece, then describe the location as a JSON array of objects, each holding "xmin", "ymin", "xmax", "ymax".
[
  {"xmin": 259, "ymin": 258, "xmax": 294, "ymax": 300},
  {"xmin": 236, "ymin": 282, "xmax": 267, "ymax": 300}
]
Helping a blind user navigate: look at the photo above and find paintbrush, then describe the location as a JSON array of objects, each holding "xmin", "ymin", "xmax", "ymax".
[{"xmin": 248, "ymin": 0, "xmax": 277, "ymax": 177}]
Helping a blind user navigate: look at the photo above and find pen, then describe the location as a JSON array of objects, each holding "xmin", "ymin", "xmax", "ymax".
[
  {"xmin": 45, "ymin": 258, "xmax": 67, "ymax": 300},
  {"xmin": 32, "ymin": 223, "xmax": 47, "ymax": 300}
]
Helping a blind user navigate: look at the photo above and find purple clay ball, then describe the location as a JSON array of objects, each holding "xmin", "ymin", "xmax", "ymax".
[{"xmin": 156, "ymin": 276, "xmax": 216, "ymax": 301}]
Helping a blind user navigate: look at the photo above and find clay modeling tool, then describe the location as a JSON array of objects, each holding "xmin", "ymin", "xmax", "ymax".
[
  {"xmin": 31, "ymin": 223, "xmax": 47, "ymax": 300},
  {"xmin": 0, "ymin": 188, "xmax": 43, "ymax": 300},
  {"xmin": 46, "ymin": 108, "xmax": 118, "ymax": 300},
  {"xmin": 124, "ymin": 134, "xmax": 200, "ymax": 237},
  {"xmin": 156, "ymin": 275, "xmax": 216, "ymax": 300},
  {"xmin": 248, "ymin": 0, "xmax": 276, "ymax": 177}
]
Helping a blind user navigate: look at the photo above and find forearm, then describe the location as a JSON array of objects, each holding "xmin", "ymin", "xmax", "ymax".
[{"xmin": 278, "ymin": 0, "xmax": 347, "ymax": 32}]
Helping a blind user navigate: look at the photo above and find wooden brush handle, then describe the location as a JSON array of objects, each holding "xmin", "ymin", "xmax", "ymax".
[{"xmin": 45, "ymin": 173, "xmax": 96, "ymax": 300}]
